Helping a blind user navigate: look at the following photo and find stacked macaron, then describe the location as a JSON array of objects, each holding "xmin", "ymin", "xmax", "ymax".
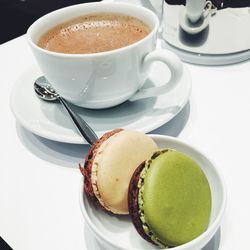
[
  {"xmin": 80, "ymin": 129, "xmax": 212, "ymax": 248},
  {"xmin": 128, "ymin": 149, "xmax": 212, "ymax": 248},
  {"xmin": 80, "ymin": 129, "xmax": 158, "ymax": 214}
]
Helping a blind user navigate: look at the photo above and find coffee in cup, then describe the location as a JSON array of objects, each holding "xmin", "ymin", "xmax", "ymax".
[
  {"xmin": 38, "ymin": 13, "xmax": 150, "ymax": 54},
  {"xmin": 27, "ymin": 3, "xmax": 184, "ymax": 109}
]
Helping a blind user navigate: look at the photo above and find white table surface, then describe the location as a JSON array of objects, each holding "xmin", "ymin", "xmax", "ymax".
[{"xmin": 1, "ymin": 1, "xmax": 250, "ymax": 249}]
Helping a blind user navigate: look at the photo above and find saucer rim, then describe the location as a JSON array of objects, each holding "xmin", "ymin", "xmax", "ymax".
[{"xmin": 10, "ymin": 64, "xmax": 191, "ymax": 144}]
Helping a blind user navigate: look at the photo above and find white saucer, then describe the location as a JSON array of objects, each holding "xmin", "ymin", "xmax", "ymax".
[
  {"xmin": 10, "ymin": 63, "xmax": 191, "ymax": 144},
  {"xmin": 179, "ymin": 6, "xmax": 211, "ymax": 35}
]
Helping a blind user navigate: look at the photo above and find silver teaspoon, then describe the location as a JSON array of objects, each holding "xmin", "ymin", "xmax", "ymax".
[{"xmin": 34, "ymin": 76, "xmax": 98, "ymax": 145}]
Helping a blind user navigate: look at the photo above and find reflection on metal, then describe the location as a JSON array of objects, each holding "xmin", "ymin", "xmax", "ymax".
[{"xmin": 160, "ymin": 1, "xmax": 250, "ymax": 65}]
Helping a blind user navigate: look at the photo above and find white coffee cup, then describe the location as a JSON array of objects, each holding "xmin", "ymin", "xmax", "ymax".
[
  {"xmin": 186, "ymin": 0, "xmax": 207, "ymax": 23},
  {"xmin": 27, "ymin": 2, "xmax": 183, "ymax": 109}
]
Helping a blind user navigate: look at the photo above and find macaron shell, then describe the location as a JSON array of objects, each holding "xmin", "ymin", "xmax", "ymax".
[
  {"xmin": 81, "ymin": 128, "xmax": 123, "ymax": 210},
  {"xmin": 93, "ymin": 130, "xmax": 157, "ymax": 214},
  {"xmin": 143, "ymin": 150, "xmax": 212, "ymax": 246}
]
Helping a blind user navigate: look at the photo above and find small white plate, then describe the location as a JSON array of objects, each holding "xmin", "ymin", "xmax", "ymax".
[
  {"xmin": 79, "ymin": 135, "xmax": 226, "ymax": 250},
  {"xmin": 10, "ymin": 63, "xmax": 191, "ymax": 144}
]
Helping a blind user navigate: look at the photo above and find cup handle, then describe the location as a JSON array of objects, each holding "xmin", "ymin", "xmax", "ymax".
[{"xmin": 129, "ymin": 50, "xmax": 183, "ymax": 102}]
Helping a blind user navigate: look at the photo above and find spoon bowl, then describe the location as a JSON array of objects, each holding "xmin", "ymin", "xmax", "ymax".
[{"xmin": 34, "ymin": 76, "xmax": 59, "ymax": 101}]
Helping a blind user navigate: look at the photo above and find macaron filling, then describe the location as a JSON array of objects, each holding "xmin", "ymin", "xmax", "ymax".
[
  {"xmin": 80, "ymin": 128, "xmax": 123, "ymax": 211},
  {"xmin": 138, "ymin": 150, "xmax": 168, "ymax": 248},
  {"xmin": 137, "ymin": 149, "xmax": 212, "ymax": 247},
  {"xmin": 91, "ymin": 132, "xmax": 122, "ymax": 212}
]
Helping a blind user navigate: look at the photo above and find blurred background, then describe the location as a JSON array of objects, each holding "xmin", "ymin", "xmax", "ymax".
[
  {"xmin": 0, "ymin": 0, "xmax": 100, "ymax": 44},
  {"xmin": 1, "ymin": 0, "xmax": 249, "ymax": 44}
]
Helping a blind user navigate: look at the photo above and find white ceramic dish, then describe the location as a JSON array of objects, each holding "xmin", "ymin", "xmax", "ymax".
[
  {"xmin": 10, "ymin": 62, "xmax": 191, "ymax": 144},
  {"xmin": 162, "ymin": 41, "xmax": 250, "ymax": 66},
  {"xmin": 79, "ymin": 134, "xmax": 226, "ymax": 250}
]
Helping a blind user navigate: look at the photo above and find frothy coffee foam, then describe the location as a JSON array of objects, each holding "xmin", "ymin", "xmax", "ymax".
[{"xmin": 38, "ymin": 13, "xmax": 150, "ymax": 54}]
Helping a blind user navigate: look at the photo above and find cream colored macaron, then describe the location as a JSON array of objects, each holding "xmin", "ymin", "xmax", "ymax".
[{"xmin": 81, "ymin": 129, "xmax": 157, "ymax": 214}]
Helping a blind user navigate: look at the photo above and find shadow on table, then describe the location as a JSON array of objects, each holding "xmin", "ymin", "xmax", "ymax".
[
  {"xmin": 15, "ymin": 102, "xmax": 190, "ymax": 168},
  {"xmin": 83, "ymin": 223, "xmax": 221, "ymax": 250},
  {"xmin": 16, "ymin": 122, "xmax": 89, "ymax": 168},
  {"xmin": 151, "ymin": 101, "xmax": 190, "ymax": 136}
]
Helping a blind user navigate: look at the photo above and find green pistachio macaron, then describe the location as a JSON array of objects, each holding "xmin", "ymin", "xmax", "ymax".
[{"xmin": 128, "ymin": 149, "xmax": 212, "ymax": 248}]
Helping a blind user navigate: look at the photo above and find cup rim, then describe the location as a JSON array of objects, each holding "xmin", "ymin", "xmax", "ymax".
[{"xmin": 27, "ymin": 2, "xmax": 159, "ymax": 58}]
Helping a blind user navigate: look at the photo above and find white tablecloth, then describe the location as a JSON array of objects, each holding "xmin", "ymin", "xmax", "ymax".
[{"xmin": 0, "ymin": 2, "xmax": 250, "ymax": 249}]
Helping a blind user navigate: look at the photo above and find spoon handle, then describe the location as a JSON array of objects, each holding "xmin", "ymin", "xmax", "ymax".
[{"xmin": 58, "ymin": 96, "xmax": 98, "ymax": 145}]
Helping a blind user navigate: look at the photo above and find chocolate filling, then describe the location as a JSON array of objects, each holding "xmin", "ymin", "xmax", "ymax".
[
  {"xmin": 128, "ymin": 162, "xmax": 155, "ymax": 244},
  {"xmin": 79, "ymin": 128, "xmax": 123, "ymax": 210}
]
